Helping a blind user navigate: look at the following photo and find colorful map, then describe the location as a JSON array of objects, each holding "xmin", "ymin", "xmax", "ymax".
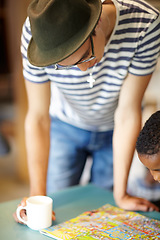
[{"xmin": 40, "ymin": 204, "xmax": 160, "ymax": 239}]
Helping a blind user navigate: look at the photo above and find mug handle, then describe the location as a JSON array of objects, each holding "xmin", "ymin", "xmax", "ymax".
[{"xmin": 16, "ymin": 205, "xmax": 27, "ymax": 225}]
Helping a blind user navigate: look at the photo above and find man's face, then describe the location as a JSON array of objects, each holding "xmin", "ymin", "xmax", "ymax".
[
  {"xmin": 58, "ymin": 30, "xmax": 105, "ymax": 71},
  {"xmin": 138, "ymin": 152, "xmax": 160, "ymax": 183}
]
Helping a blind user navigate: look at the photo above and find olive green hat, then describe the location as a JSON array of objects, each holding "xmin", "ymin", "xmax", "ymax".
[{"xmin": 27, "ymin": 0, "xmax": 102, "ymax": 67}]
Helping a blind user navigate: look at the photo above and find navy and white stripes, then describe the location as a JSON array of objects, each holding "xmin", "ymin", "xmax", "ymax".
[{"xmin": 21, "ymin": 0, "xmax": 160, "ymax": 131}]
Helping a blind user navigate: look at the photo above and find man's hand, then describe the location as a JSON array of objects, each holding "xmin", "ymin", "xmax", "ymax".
[
  {"xmin": 13, "ymin": 197, "xmax": 56, "ymax": 224},
  {"xmin": 13, "ymin": 197, "xmax": 28, "ymax": 224},
  {"xmin": 116, "ymin": 193, "xmax": 159, "ymax": 212}
]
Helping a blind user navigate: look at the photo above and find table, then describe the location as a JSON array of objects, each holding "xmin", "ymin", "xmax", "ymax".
[{"xmin": 0, "ymin": 184, "xmax": 160, "ymax": 240}]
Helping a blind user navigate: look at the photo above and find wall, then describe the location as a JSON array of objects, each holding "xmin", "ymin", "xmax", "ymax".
[{"xmin": 5, "ymin": 0, "xmax": 31, "ymax": 183}]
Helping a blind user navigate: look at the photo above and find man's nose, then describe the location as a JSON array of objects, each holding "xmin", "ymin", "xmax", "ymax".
[
  {"xmin": 151, "ymin": 171, "xmax": 160, "ymax": 182},
  {"xmin": 77, "ymin": 62, "xmax": 90, "ymax": 71}
]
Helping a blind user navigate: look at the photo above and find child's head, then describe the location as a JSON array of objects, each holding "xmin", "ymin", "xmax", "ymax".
[{"xmin": 136, "ymin": 111, "xmax": 160, "ymax": 182}]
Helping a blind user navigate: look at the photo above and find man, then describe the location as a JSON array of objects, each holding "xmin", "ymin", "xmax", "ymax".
[
  {"xmin": 14, "ymin": 0, "xmax": 160, "ymax": 223},
  {"xmin": 136, "ymin": 111, "xmax": 160, "ymax": 183}
]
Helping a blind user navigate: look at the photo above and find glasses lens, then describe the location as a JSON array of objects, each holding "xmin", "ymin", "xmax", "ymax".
[{"xmin": 77, "ymin": 56, "xmax": 95, "ymax": 65}]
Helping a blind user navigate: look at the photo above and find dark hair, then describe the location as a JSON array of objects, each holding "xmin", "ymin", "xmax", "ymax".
[{"xmin": 136, "ymin": 111, "xmax": 160, "ymax": 155}]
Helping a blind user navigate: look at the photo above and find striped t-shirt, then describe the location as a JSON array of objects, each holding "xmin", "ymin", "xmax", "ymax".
[{"xmin": 21, "ymin": 0, "xmax": 160, "ymax": 132}]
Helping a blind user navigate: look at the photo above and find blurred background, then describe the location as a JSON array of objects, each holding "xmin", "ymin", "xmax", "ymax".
[
  {"xmin": 0, "ymin": 0, "xmax": 160, "ymax": 203},
  {"xmin": 0, "ymin": 0, "xmax": 31, "ymax": 202}
]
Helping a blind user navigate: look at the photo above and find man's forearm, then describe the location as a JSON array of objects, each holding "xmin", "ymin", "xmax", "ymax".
[
  {"xmin": 113, "ymin": 109, "xmax": 141, "ymax": 204},
  {"xmin": 25, "ymin": 115, "xmax": 50, "ymax": 196}
]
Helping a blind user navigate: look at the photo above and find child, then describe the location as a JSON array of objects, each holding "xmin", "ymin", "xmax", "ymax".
[{"xmin": 136, "ymin": 110, "xmax": 160, "ymax": 183}]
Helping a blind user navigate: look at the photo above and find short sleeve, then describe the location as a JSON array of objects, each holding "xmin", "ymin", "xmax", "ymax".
[
  {"xmin": 128, "ymin": 14, "xmax": 160, "ymax": 76},
  {"xmin": 21, "ymin": 17, "xmax": 49, "ymax": 83}
]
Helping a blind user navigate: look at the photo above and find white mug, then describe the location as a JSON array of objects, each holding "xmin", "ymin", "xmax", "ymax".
[{"xmin": 16, "ymin": 195, "xmax": 53, "ymax": 230}]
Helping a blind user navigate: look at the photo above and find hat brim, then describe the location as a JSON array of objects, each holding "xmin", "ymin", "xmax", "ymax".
[{"xmin": 27, "ymin": 0, "xmax": 102, "ymax": 67}]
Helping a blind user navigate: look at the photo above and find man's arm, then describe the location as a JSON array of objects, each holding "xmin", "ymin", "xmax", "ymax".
[
  {"xmin": 13, "ymin": 79, "xmax": 52, "ymax": 224},
  {"xmin": 24, "ymin": 79, "xmax": 51, "ymax": 196},
  {"xmin": 113, "ymin": 72, "xmax": 159, "ymax": 212}
]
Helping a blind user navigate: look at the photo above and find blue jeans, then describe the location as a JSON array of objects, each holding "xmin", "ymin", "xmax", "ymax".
[{"xmin": 47, "ymin": 118, "xmax": 113, "ymax": 193}]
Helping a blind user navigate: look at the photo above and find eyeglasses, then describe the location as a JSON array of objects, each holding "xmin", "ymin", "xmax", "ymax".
[{"xmin": 54, "ymin": 36, "xmax": 95, "ymax": 70}]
